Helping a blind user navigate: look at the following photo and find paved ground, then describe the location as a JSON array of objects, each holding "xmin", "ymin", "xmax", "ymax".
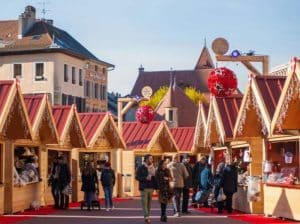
[{"xmin": 2, "ymin": 198, "xmax": 252, "ymax": 224}]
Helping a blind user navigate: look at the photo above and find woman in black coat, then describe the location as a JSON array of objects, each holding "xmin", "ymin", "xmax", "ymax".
[
  {"xmin": 81, "ymin": 162, "xmax": 99, "ymax": 210},
  {"xmin": 220, "ymin": 163, "xmax": 238, "ymax": 213},
  {"xmin": 58, "ymin": 156, "xmax": 71, "ymax": 209}
]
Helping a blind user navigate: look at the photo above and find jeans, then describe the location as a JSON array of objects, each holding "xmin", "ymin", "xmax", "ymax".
[
  {"xmin": 172, "ymin": 188, "xmax": 183, "ymax": 214},
  {"xmin": 104, "ymin": 186, "xmax": 113, "ymax": 208},
  {"xmin": 182, "ymin": 187, "xmax": 190, "ymax": 212},
  {"xmin": 51, "ymin": 180, "xmax": 60, "ymax": 208},
  {"xmin": 161, "ymin": 203, "xmax": 167, "ymax": 217},
  {"xmin": 85, "ymin": 191, "xmax": 94, "ymax": 208},
  {"xmin": 141, "ymin": 188, "xmax": 154, "ymax": 218}
]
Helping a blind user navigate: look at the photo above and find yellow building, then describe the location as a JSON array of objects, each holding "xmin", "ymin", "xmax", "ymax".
[{"xmin": 0, "ymin": 5, "xmax": 114, "ymax": 112}]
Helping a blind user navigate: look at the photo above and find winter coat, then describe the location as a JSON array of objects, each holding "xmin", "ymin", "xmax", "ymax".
[
  {"xmin": 221, "ymin": 165, "xmax": 238, "ymax": 194},
  {"xmin": 135, "ymin": 164, "xmax": 157, "ymax": 190},
  {"xmin": 101, "ymin": 168, "xmax": 115, "ymax": 187},
  {"xmin": 81, "ymin": 169, "xmax": 98, "ymax": 192},
  {"xmin": 168, "ymin": 162, "xmax": 189, "ymax": 188},
  {"xmin": 155, "ymin": 168, "xmax": 173, "ymax": 204},
  {"xmin": 183, "ymin": 162, "xmax": 193, "ymax": 188},
  {"xmin": 192, "ymin": 162, "xmax": 206, "ymax": 188},
  {"xmin": 199, "ymin": 166, "xmax": 213, "ymax": 191},
  {"xmin": 58, "ymin": 163, "xmax": 71, "ymax": 190}
]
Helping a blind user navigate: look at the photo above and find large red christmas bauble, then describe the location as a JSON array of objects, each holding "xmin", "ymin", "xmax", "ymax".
[
  {"xmin": 208, "ymin": 67, "xmax": 238, "ymax": 97},
  {"xmin": 136, "ymin": 105, "xmax": 155, "ymax": 124}
]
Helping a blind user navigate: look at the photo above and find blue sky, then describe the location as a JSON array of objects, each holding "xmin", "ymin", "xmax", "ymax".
[{"xmin": 1, "ymin": 0, "xmax": 299, "ymax": 95}]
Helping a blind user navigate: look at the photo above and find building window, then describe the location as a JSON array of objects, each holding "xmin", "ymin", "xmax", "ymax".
[
  {"xmin": 102, "ymin": 67, "xmax": 106, "ymax": 74},
  {"xmin": 95, "ymin": 65, "xmax": 98, "ymax": 72},
  {"xmin": 62, "ymin": 93, "xmax": 67, "ymax": 105},
  {"xmin": 35, "ymin": 63, "xmax": 45, "ymax": 81},
  {"xmin": 94, "ymin": 83, "xmax": 99, "ymax": 99},
  {"xmin": 169, "ymin": 110, "xmax": 174, "ymax": 122},
  {"xmin": 13, "ymin": 64, "xmax": 22, "ymax": 78},
  {"xmin": 102, "ymin": 85, "xmax": 106, "ymax": 100},
  {"xmin": 64, "ymin": 64, "xmax": 68, "ymax": 82},
  {"xmin": 79, "ymin": 69, "xmax": 83, "ymax": 86},
  {"xmin": 85, "ymin": 81, "xmax": 90, "ymax": 97},
  {"xmin": 72, "ymin": 67, "xmax": 76, "ymax": 84}
]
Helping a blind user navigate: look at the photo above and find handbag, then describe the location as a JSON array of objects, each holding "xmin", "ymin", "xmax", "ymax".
[
  {"xmin": 63, "ymin": 184, "xmax": 72, "ymax": 195},
  {"xmin": 217, "ymin": 188, "xmax": 226, "ymax": 202}
]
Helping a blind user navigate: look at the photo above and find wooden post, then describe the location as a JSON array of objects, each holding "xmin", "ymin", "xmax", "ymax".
[
  {"xmin": 4, "ymin": 140, "xmax": 13, "ymax": 214},
  {"xmin": 117, "ymin": 100, "xmax": 123, "ymax": 135},
  {"xmin": 39, "ymin": 145, "xmax": 47, "ymax": 206}
]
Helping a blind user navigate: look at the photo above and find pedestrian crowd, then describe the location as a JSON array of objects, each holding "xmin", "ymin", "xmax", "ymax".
[{"xmin": 135, "ymin": 153, "xmax": 238, "ymax": 223}]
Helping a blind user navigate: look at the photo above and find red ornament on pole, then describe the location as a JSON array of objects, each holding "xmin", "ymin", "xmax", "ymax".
[
  {"xmin": 136, "ymin": 105, "xmax": 155, "ymax": 124},
  {"xmin": 208, "ymin": 67, "xmax": 238, "ymax": 97}
]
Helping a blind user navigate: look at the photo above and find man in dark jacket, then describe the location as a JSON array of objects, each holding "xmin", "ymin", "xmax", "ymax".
[
  {"xmin": 220, "ymin": 162, "xmax": 238, "ymax": 213},
  {"xmin": 101, "ymin": 162, "xmax": 115, "ymax": 211},
  {"xmin": 135, "ymin": 154, "xmax": 157, "ymax": 223},
  {"xmin": 191, "ymin": 156, "xmax": 206, "ymax": 205},
  {"xmin": 182, "ymin": 154, "xmax": 193, "ymax": 213},
  {"xmin": 58, "ymin": 155, "xmax": 71, "ymax": 209}
]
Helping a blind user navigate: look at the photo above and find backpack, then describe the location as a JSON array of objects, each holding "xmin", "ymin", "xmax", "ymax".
[{"xmin": 101, "ymin": 169, "xmax": 114, "ymax": 187}]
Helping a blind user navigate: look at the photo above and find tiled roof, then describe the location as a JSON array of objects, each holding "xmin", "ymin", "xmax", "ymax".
[
  {"xmin": 255, "ymin": 76, "xmax": 286, "ymax": 119},
  {"xmin": 52, "ymin": 105, "xmax": 72, "ymax": 137},
  {"xmin": 23, "ymin": 94, "xmax": 44, "ymax": 125},
  {"xmin": 123, "ymin": 121, "xmax": 161, "ymax": 149},
  {"xmin": 0, "ymin": 20, "xmax": 113, "ymax": 66},
  {"xmin": 170, "ymin": 127, "xmax": 195, "ymax": 151},
  {"xmin": 79, "ymin": 112, "xmax": 106, "ymax": 145},
  {"xmin": 155, "ymin": 85, "xmax": 198, "ymax": 127},
  {"xmin": 215, "ymin": 95, "xmax": 243, "ymax": 138},
  {"xmin": 0, "ymin": 80, "xmax": 14, "ymax": 115},
  {"xmin": 131, "ymin": 69, "xmax": 211, "ymax": 97}
]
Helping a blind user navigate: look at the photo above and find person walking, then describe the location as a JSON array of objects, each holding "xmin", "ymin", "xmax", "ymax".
[
  {"xmin": 58, "ymin": 155, "xmax": 71, "ymax": 209},
  {"xmin": 181, "ymin": 154, "xmax": 193, "ymax": 214},
  {"xmin": 156, "ymin": 159, "xmax": 173, "ymax": 222},
  {"xmin": 49, "ymin": 156, "xmax": 60, "ymax": 209},
  {"xmin": 221, "ymin": 162, "xmax": 238, "ymax": 213},
  {"xmin": 81, "ymin": 162, "xmax": 99, "ymax": 211},
  {"xmin": 213, "ymin": 162, "xmax": 225, "ymax": 213},
  {"xmin": 168, "ymin": 153, "xmax": 189, "ymax": 217},
  {"xmin": 191, "ymin": 156, "xmax": 206, "ymax": 206},
  {"xmin": 198, "ymin": 159, "xmax": 213, "ymax": 206},
  {"xmin": 135, "ymin": 154, "xmax": 157, "ymax": 223},
  {"xmin": 100, "ymin": 162, "xmax": 116, "ymax": 211}
]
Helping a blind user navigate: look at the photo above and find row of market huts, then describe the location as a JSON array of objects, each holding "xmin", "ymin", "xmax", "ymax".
[{"xmin": 0, "ymin": 58, "xmax": 299, "ymax": 220}]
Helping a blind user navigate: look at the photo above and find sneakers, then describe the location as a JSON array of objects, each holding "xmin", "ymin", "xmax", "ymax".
[
  {"xmin": 173, "ymin": 212, "xmax": 180, "ymax": 217},
  {"xmin": 106, "ymin": 208, "xmax": 110, "ymax": 212},
  {"xmin": 144, "ymin": 217, "xmax": 150, "ymax": 223}
]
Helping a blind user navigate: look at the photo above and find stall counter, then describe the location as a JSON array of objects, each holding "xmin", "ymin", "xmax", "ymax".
[{"xmin": 264, "ymin": 183, "xmax": 300, "ymax": 221}]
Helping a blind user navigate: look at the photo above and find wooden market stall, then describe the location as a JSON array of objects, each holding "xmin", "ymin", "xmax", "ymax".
[
  {"xmin": 204, "ymin": 95, "xmax": 243, "ymax": 172},
  {"xmin": 264, "ymin": 58, "xmax": 300, "ymax": 221},
  {"xmin": 0, "ymin": 80, "xmax": 33, "ymax": 214},
  {"xmin": 233, "ymin": 74, "xmax": 286, "ymax": 214},
  {"xmin": 45, "ymin": 105, "xmax": 87, "ymax": 205},
  {"xmin": 122, "ymin": 121, "xmax": 178, "ymax": 196},
  {"xmin": 193, "ymin": 102, "xmax": 210, "ymax": 159},
  {"xmin": 77, "ymin": 112, "xmax": 126, "ymax": 200}
]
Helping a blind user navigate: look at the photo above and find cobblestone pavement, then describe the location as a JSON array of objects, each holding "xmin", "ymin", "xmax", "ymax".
[{"xmin": 4, "ymin": 198, "xmax": 250, "ymax": 224}]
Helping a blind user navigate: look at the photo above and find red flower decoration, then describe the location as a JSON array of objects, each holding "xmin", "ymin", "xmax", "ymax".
[
  {"xmin": 136, "ymin": 105, "xmax": 155, "ymax": 124},
  {"xmin": 208, "ymin": 67, "xmax": 238, "ymax": 97}
]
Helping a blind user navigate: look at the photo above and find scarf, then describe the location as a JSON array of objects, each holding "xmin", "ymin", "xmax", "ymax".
[{"xmin": 144, "ymin": 162, "xmax": 156, "ymax": 176}]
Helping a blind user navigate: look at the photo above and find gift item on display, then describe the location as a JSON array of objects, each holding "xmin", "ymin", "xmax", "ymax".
[
  {"xmin": 284, "ymin": 151, "xmax": 293, "ymax": 164},
  {"xmin": 243, "ymin": 149, "xmax": 251, "ymax": 163},
  {"xmin": 263, "ymin": 161, "xmax": 272, "ymax": 173},
  {"xmin": 247, "ymin": 176, "xmax": 261, "ymax": 202}
]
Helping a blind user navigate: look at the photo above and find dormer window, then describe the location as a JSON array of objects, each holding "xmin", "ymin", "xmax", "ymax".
[
  {"xmin": 35, "ymin": 62, "xmax": 45, "ymax": 81},
  {"xmin": 169, "ymin": 110, "xmax": 174, "ymax": 122}
]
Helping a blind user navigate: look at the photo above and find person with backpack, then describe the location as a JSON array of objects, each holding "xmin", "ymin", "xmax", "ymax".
[
  {"xmin": 197, "ymin": 159, "xmax": 213, "ymax": 206},
  {"xmin": 100, "ymin": 161, "xmax": 116, "ymax": 211}
]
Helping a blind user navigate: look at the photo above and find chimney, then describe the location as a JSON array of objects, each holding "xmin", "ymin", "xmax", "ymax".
[
  {"xmin": 18, "ymin": 5, "xmax": 36, "ymax": 39},
  {"xmin": 138, "ymin": 65, "xmax": 144, "ymax": 74}
]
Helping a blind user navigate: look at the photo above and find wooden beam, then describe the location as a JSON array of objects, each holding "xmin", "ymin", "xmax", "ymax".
[
  {"xmin": 263, "ymin": 56, "xmax": 269, "ymax": 75},
  {"xmin": 241, "ymin": 61, "xmax": 262, "ymax": 76},
  {"xmin": 216, "ymin": 55, "xmax": 265, "ymax": 62},
  {"xmin": 4, "ymin": 140, "xmax": 13, "ymax": 214}
]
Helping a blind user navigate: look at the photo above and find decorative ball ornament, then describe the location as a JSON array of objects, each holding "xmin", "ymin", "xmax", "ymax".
[
  {"xmin": 212, "ymin": 37, "xmax": 229, "ymax": 55},
  {"xmin": 208, "ymin": 67, "xmax": 238, "ymax": 97},
  {"xmin": 231, "ymin": 50, "xmax": 241, "ymax": 57},
  {"xmin": 136, "ymin": 105, "xmax": 155, "ymax": 124}
]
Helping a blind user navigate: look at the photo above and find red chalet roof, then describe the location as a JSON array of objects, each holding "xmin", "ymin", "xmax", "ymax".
[
  {"xmin": 255, "ymin": 75, "xmax": 286, "ymax": 119},
  {"xmin": 23, "ymin": 94, "xmax": 44, "ymax": 125},
  {"xmin": 0, "ymin": 80, "xmax": 14, "ymax": 115},
  {"xmin": 123, "ymin": 121, "xmax": 161, "ymax": 149},
  {"xmin": 52, "ymin": 105, "xmax": 72, "ymax": 137},
  {"xmin": 170, "ymin": 127, "xmax": 195, "ymax": 151},
  {"xmin": 79, "ymin": 112, "xmax": 106, "ymax": 145},
  {"xmin": 216, "ymin": 95, "xmax": 243, "ymax": 138}
]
